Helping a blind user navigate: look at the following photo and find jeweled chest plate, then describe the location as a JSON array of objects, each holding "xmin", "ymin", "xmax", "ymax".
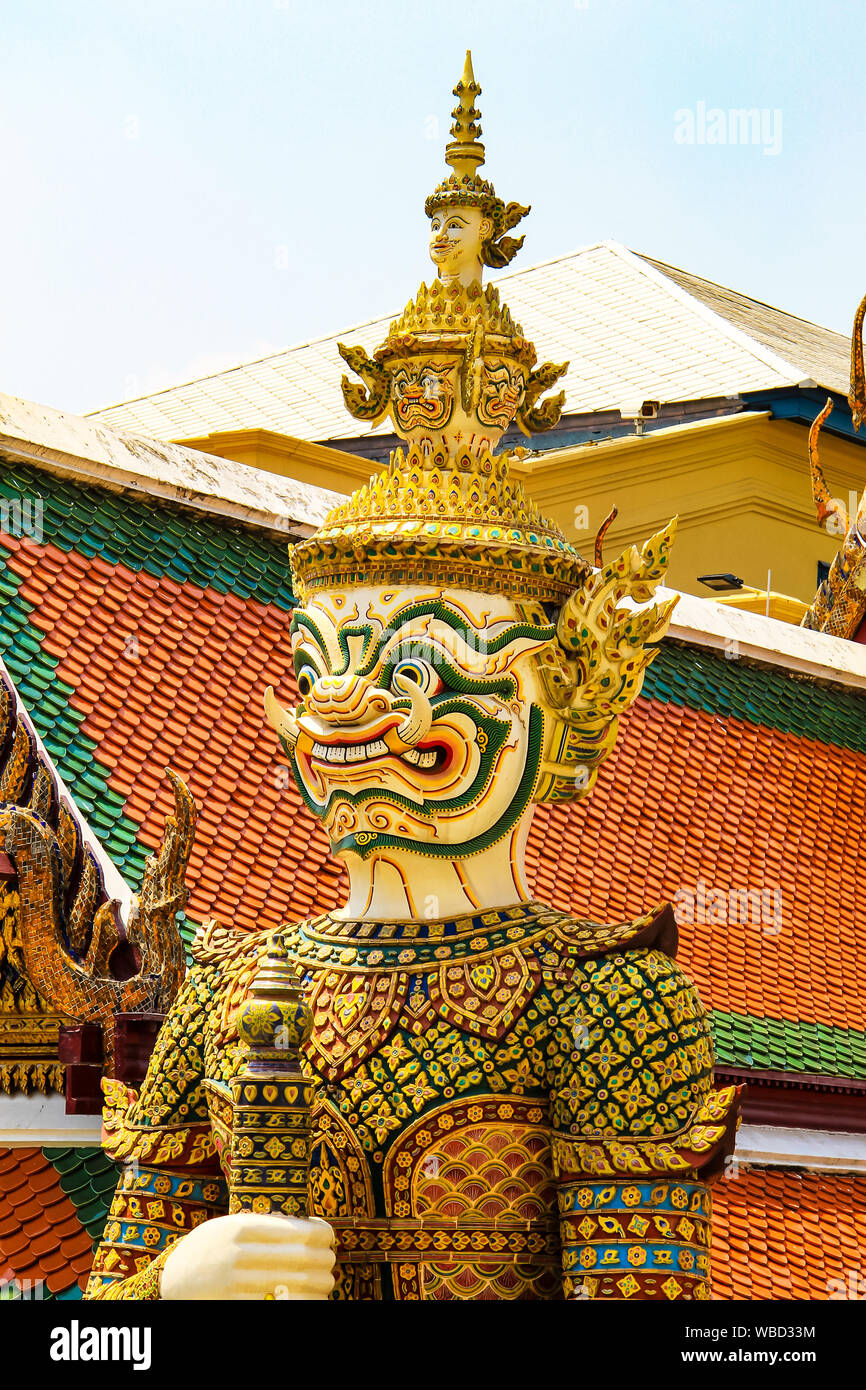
[
  {"xmin": 193, "ymin": 899, "xmax": 696, "ymax": 1300},
  {"xmin": 308, "ymin": 1094, "xmax": 561, "ymax": 1301}
]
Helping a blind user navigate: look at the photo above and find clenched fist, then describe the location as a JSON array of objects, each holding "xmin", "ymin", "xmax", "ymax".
[{"xmin": 161, "ymin": 1212, "xmax": 336, "ymax": 1301}]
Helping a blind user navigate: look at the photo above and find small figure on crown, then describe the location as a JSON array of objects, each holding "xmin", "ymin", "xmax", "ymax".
[{"xmin": 81, "ymin": 53, "xmax": 740, "ymax": 1303}]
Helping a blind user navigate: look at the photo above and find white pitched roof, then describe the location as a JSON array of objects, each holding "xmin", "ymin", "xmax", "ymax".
[{"xmin": 87, "ymin": 241, "xmax": 850, "ymax": 444}]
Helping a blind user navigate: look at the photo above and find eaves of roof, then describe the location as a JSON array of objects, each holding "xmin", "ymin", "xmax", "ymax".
[{"xmin": 0, "ymin": 390, "xmax": 343, "ymax": 536}]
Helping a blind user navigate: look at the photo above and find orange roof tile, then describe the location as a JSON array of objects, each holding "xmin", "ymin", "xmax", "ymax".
[
  {"xmin": 527, "ymin": 698, "xmax": 866, "ymax": 1035},
  {"xmin": 0, "ymin": 1149, "xmax": 93, "ymax": 1294},
  {"xmin": 3, "ymin": 461, "xmax": 866, "ymax": 1082},
  {"xmin": 711, "ymin": 1168, "xmax": 866, "ymax": 1300}
]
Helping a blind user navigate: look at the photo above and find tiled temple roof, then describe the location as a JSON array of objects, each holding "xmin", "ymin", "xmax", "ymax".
[
  {"xmin": 711, "ymin": 1168, "xmax": 866, "ymax": 1300},
  {"xmin": 0, "ymin": 1146, "xmax": 114, "ymax": 1297},
  {"xmin": 87, "ymin": 242, "xmax": 849, "ymax": 444},
  {"xmin": 534, "ymin": 646, "xmax": 866, "ymax": 1079},
  {"xmin": 2, "ymin": 443, "xmax": 865, "ymax": 1302}
]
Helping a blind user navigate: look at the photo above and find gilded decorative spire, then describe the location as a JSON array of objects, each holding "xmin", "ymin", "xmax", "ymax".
[
  {"xmin": 445, "ymin": 50, "xmax": 486, "ymax": 179},
  {"xmin": 425, "ymin": 53, "xmax": 530, "ymax": 271},
  {"xmin": 300, "ymin": 52, "xmax": 577, "ymax": 606},
  {"xmin": 850, "ymin": 290, "xmax": 865, "ymax": 432}
]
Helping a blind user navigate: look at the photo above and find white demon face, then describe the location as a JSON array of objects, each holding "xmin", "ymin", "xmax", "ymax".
[{"xmin": 266, "ymin": 585, "xmax": 555, "ymax": 861}]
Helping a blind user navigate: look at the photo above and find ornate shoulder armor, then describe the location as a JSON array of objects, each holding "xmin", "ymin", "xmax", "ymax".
[{"xmin": 537, "ymin": 901, "xmax": 678, "ymax": 974}]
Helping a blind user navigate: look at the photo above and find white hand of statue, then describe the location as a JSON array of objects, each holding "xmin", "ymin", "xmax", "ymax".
[{"xmin": 160, "ymin": 1212, "xmax": 336, "ymax": 1301}]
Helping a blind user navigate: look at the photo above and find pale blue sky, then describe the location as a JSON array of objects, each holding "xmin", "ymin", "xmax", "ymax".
[{"xmin": 1, "ymin": 0, "xmax": 864, "ymax": 416}]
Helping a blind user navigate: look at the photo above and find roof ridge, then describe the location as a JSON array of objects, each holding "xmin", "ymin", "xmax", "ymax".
[
  {"xmin": 488, "ymin": 239, "xmax": 614, "ymax": 285},
  {"xmin": 83, "ymin": 305, "xmax": 397, "ymax": 416},
  {"xmin": 640, "ymin": 253, "xmax": 847, "ymax": 340},
  {"xmin": 0, "ymin": 389, "xmax": 341, "ymax": 532},
  {"xmin": 83, "ymin": 241, "xmax": 850, "ymax": 431},
  {"xmin": 615, "ymin": 244, "xmax": 811, "ymax": 387}
]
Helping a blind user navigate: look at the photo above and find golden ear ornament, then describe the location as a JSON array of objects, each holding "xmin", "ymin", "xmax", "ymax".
[{"xmin": 534, "ymin": 519, "xmax": 679, "ymax": 804}]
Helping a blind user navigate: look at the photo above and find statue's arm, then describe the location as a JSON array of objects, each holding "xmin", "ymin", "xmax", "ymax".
[
  {"xmin": 85, "ymin": 966, "xmax": 227, "ymax": 1300},
  {"xmin": 547, "ymin": 945, "xmax": 740, "ymax": 1302},
  {"xmin": 85, "ymin": 951, "xmax": 335, "ymax": 1301}
]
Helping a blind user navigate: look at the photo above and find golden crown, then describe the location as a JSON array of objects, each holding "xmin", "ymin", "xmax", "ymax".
[{"xmin": 290, "ymin": 442, "xmax": 588, "ymax": 605}]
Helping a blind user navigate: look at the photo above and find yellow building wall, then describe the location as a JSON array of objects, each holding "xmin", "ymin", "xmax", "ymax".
[
  {"xmin": 181, "ymin": 412, "xmax": 864, "ymax": 608},
  {"xmin": 513, "ymin": 413, "xmax": 863, "ymax": 603}
]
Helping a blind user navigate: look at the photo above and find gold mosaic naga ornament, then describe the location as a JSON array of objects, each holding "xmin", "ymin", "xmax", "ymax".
[
  {"xmin": 801, "ymin": 289, "xmax": 866, "ymax": 639},
  {"xmin": 86, "ymin": 53, "xmax": 740, "ymax": 1303},
  {"xmin": 0, "ymin": 671, "xmax": 189, "ymax": 1091}
]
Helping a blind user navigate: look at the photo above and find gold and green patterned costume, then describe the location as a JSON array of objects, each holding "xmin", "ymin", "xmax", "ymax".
[{"xmin": 86, "ymin": 902, "xmax": 738, "ymax": 1301}]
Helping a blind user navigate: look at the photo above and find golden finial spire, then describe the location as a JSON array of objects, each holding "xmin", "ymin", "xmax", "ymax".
[
  {"xmin": 425, "ymin": 52, "xmax": 530, "ymax": 270},
  {"xmin": 445, "ymin": 50, "xmax": 486, "ymax": 179}
]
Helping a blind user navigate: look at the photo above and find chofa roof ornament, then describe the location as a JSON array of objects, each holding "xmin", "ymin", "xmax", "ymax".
[{"xmin": 801, "ymin": 289, "xmax": 866, "ymax": 639}]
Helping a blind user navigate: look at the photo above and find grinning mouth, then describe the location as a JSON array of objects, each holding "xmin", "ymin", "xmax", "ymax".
[{"xmin": 294, "ymin": 708, "xmax": 453, "ymax": 777}]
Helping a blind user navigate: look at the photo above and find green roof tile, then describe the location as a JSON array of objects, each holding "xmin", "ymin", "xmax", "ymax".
[
  {"xmin": 0, "ymin": 457, "xmax": 296, "ymax": 610},
  {"xmin": 645, "ymin": 643, "xmax": 866, "ymax": 756},
  {"xmin": 712, "ymin": 1010, "xmax": 866, "ymax": 1079},
  {"xmin": 42, "ymin": 1146, "xmax": 119, "ymax": 1244}
]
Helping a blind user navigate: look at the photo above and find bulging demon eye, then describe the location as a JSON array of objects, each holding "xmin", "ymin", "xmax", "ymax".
[
  {"xmin": 296, "ymin": 665, "xmax": 316, "ymax": 699},
  {"xmin": 390, "ymin": 659, "xmax": 443, "ymax": 697}
]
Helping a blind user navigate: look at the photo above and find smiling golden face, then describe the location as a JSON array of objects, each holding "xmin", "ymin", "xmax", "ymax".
[
  {"xmin": 428, "ymin": 205, "xmax": 493, "ymax": 284},
  {"xmin": 265, "ymin": 585, "xmax": 555, "ymax": 861}
]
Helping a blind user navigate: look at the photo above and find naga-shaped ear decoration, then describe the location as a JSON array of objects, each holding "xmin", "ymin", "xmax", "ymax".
[
  {"xmin": 850, "ymin": 290, "xmax": 865, "ymax": 433},
  {"xmin": 534, "ymin": 518, "xmax": 678, "ymax": 803},
  {"xmin": 338, "ymin": 342, "xmax": 391, "ymax": 423},
  {"xmin": 482, "ymin": 200, "xmax": 530, "ymax": 270},
  {"xmin": 807, "ymin": 397, "xmax": 847, "ymax": 533},
  {"xmin": 801, "ymin": 289, "xmax": 866, "ymax": 638},
  {"xmin": 516, "ymin": 360, "xmax": 568, "ymax": 435}
]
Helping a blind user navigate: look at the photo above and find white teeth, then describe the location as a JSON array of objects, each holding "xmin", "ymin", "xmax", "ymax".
[
  {"xmin": 402, "ymin": 748, "xmax": 436, "ymax": 768},
  {"xmin": 311, "ymin": 737, "xmax": 391, "ymax": 763}
]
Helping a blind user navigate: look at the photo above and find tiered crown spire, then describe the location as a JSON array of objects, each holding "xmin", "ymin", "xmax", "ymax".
[
  {"xmin": 445, "ymin": 51, "xmax": 486, "ymax": 179},
  {"xmin": 424, "ymin": 50, "xmax": 529, "ymax": 270},
  {"xmin": 290, "ymin": 53, "xmax": 583, "ymax": 606}
]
